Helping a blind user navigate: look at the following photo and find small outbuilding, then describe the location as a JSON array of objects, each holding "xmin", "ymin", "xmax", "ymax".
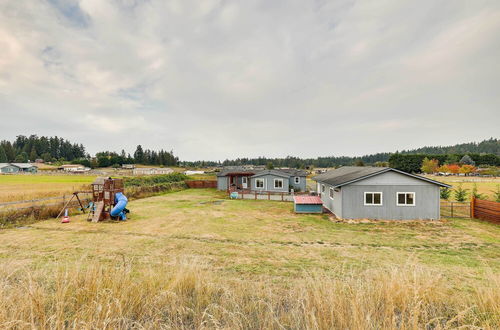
[{"xmin": 293, "ymin": 195, "xmax": 323, "ymax": 214}]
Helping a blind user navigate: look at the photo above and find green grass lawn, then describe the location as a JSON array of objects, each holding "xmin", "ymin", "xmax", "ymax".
[{"xmin": 1, "ymin": 188, "xmax": 498, "ymax": 282}]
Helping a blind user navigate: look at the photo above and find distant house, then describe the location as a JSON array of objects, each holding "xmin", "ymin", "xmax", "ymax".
[
  {"xmin": 0, "ymin": 163, "xmax": 38, "ymax": 174},
  {"xmin": 59, "ymin": 164, "xmax": 90, "ymax": 173},
  {"xmin": 184, "ymin": 170, "xmax": 205, "ymax": 175},
  {"xmin": 313, "ymin": 166, "xmax": 450, "ymax": 220},
  {"xmin": 217, "ymin": 167, "xmax": 307, "ymax": 192},
  {"xmin": 122, "ymin": 164, "xmax": 135, "ymax": 169},
  {"xmin": 0, "ymin": 163, "xmax": 20, "ymax": 174},
  {"xmin": 133, "ymin": 167, "xmax": 174, "ymax": 175}
]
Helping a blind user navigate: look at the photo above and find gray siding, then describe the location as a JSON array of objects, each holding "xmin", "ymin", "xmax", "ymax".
[
  {"xmin": 341, "ymin": 184, "xmax": 440, "ymax": 220},
  {"xmin": 317, "ymin": 182, "xmax": 342, "ymax": 217},
  {"xmin": 289, "ymin": 176, "xmax": 307, "ymax": 192},
  {"xmin": 250, "ymin": 174, "xmax": 289, "ymax": 192},
  {"xmin": 217, "ymin": 177, "xmax": 228, "ymax": 190},
  {"xmin": 0, "ymin": 165, "xmax": 19, "ymax": 174}
]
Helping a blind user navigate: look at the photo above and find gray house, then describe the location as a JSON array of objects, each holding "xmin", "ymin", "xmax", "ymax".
[
  {"xmin": 217, "ymin": 168, "xmax": 307, "ymax": 192},
  {"xmin": 0, "ymin": 163, "xmax": 38, "ymax": 174},
  {"xmin": 0, "ymin": 163, "xmax": 20, "ymax": 174},
  {"xmin": 313, "ymin": 166, "xmax": 450, "ymax": 220}
]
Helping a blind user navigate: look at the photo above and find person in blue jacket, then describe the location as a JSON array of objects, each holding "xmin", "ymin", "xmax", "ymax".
[{"xmin": 110, "ymin": 192, "xmax": 128, "ymax": 221}]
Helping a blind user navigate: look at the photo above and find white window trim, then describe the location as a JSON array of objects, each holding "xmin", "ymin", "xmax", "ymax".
[
  {"xmin": 396, "ymin": 192, "xmax": 416, "ymax": 206},
  {"xmin": 255, "ymin": 178, "xmax": 265, "ymax": 189},
  {"xmin": 329, "ymin": 187, "xmax": 334, "ymax": 200},
  {"xmin": 294, "ymin": 177, "xmax": 300, "ymax": 184},
  {"xmin": 274, "ymin": 178, "xmax": 284, "ymax": 189},
  {"xmin": 242, "ymin": 177, "xmax": 247, "ymax": 184},
  {"xmin": 364, "ymin": 192, "xmax": 383, "ymax": 206}
]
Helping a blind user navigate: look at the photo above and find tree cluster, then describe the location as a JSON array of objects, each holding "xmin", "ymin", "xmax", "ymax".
[
  {"xmin": 389, "ymin": 153, "xmax": 499, "ymax": 173},
  {"xmin": 0, "ymin": 135, "xmax": 86, "ymax": 163}
]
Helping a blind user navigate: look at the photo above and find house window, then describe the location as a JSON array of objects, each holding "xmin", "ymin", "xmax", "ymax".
[
  {"xmin": 397, "ymin": 192, "xmax": 415, "ymax": 206},
  {"xmin": 255, "ymin": 178, "xmax": 265, "ymax": 189},
  {"xmin": 274, "ymin": 178, "xmax": 283, "ymax": 189},
  {"xmin": 364, "ymin": 192, "xmax": 382, "ymax": 205},
  {"xmin": 321, "ymin": 185, "xmax": 325, "ymax": 193},
  {"xmin": 242, "ymin": 177, "xmax": 247, "ymax": 184},
  {"xmin": 294, "ymin": 177, "xmax": 300, "ymax": 184},
  {"xmin": 329, "ymin": 187, "xmax": 334, "ymax": 199}
]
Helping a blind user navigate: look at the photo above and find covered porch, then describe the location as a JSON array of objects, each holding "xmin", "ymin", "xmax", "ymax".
[{"xmin": 226, "ymin": 172, "xmax": 255, "ymax": 192}]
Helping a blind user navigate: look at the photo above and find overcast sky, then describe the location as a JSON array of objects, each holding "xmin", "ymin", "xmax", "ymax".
[{"xmin": 0, "ymin": 0, "xmax": 499, "ymax": 161}]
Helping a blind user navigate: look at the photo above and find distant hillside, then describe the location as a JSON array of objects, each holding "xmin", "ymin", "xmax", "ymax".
[
  {"xmin": 399, "ymin": 138, "xmax": 499, "ymax": 155},
  {"xmin": 181, "ymin": 138, "xmax": 500, "ymax": 168}
]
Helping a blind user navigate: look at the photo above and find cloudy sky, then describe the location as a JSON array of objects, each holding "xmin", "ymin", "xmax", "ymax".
[{"xmin": 0, "ymin": 0, "xmax": 499, "ymax": 160}]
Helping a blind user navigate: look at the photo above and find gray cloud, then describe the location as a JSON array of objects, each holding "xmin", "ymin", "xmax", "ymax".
[{"xmin": 0, "ymin": 0, "xmax": 499, "ymax": 160}]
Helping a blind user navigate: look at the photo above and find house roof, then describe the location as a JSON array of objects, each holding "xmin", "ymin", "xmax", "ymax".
[
  {"xmin": 10, "ymin": 163, "xmax": 37, "ymax": 169},
  {"xmin": 251, "ymin": 170, "xmax": 293, "ymax": 178},
  {"xmin": 313, "ymin": 166, "xmax": 451, "ymax": 188},
  {"xmin": 0, "ymin": 163, "xmax": 12, "ymax": 169},
  {"xmin": 294, "ymin": 196, "xmax": 323, "ymax": 205},
  {"xmin": 216, "ymin": 167, "xmax": 256, "ymax": 177},
  {"xmin": 217, "ymin": 167, "xmax": 307, "ymax": 178}
]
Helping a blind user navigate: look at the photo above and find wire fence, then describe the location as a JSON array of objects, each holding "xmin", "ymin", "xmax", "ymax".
[{"xmin": 440, "ymin": 201, "xmax": 470, "ymax": 218}]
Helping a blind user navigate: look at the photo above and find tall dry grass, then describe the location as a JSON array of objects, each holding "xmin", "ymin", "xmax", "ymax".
[{"xmin": 0, "ymin": 261, "xmax": 497, "ymax": 329}]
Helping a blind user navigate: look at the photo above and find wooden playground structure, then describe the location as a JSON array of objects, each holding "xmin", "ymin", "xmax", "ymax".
[{"xmin": 56, "ymin": 177, "xmax": 125, "ymax": 222}]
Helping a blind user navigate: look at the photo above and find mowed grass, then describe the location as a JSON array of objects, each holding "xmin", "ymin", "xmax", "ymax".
[
  {"xmin": 0, "ymin": 188, "xmax": 499, "ymax": 328},
  {"xmin": 0, "ymin": 174, "xmax": 96, "ymax": 202}
]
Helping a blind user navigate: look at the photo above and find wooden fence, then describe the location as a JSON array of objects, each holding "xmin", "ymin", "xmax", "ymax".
[
  {"xmin": 471, "ymin": 197, "xmax": 500, "ymax": 224},
  {"xmin": 186, "ymin": 180, "xmax": 217, "ymax": 188}
]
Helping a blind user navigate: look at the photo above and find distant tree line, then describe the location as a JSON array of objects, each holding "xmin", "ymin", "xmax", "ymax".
[
  {"xmin": 92, "ymin": 146, "xmax": 178, "ymax": 168},
  {"xmin": 0, "ymin": 135, "xmax": 86, "ymax": 163},
  {"xmin": 181, "ymin": 138, "xmax": 499, "ymax": 169}
]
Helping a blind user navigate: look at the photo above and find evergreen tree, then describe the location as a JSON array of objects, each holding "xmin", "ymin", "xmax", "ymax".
[
  {"xmin": 134, "ymin": 145, "xmax": 144, "ymax": 164},
  {"xmin": 29, "ymin": 146, "xmax": 37, "ymax": 161},
  {"xmin": 0, "ymin": 145, "xmax": 7, "ymax": 162},
  {"xmin": 454, "ymin": 184, "xmax": 469, "ymax": 202}
]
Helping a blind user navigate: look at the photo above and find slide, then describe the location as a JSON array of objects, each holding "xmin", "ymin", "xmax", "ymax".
[{"xmin": 110, "ymin": 192, "xmax": 128, "ymax": 220}]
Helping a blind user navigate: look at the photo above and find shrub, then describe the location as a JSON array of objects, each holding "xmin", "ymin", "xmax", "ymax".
[
  {"xmin": 124, "ymin": 173, "xmax": 188, "ymax": 187},
  {"xmin": 454, "ymin": 184, "xmax": 469, "ymax": 202},
  {"xmin": 471, "ymin": 183, "xmax": 485, "ymax": 200},
  {"xmin": 440, "ymin": 187, "xmax": 451, "ymax": 200},
  {"xmin": 492, "ymin": 185, "xmax": 500, "ymax": 203}
]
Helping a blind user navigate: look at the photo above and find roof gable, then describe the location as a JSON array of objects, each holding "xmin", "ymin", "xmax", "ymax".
[{"xmin": 313, "ymin": 166, "xmax": 450, "ymax": 188}]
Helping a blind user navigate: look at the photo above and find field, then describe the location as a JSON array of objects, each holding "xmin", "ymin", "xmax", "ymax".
[
  {"xmin": 0, "ymin": 188, "xmax": 498, "ymax": 328},
  {"xmin": 0, "ymin": 175, "xmax": 97, "ymax": 203},
  {"xmin": 424, "ymin": 174, "xmax": 500, "ymax": 201}
]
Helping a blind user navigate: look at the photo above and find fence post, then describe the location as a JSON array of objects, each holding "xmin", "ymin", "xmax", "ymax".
[
  {"xmin": 268, "ymin": 192, "xmax": 270, "ymax": 200},
  {"xmin": 470, "ymin": 197, "xmax": 475, "ymax": 218}
]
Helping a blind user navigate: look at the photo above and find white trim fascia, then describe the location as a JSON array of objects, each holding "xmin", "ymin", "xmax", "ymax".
[
  {"xmin": 396, "ymin": 192, "xmax": 416, "ymax": 206},
  {"xmin": 274, "ymin": 178, "xmax": 284, "ymax": 189},
  {"xmin": 364, "ymin": 191, "xmax": 383, "ymax": 206}
]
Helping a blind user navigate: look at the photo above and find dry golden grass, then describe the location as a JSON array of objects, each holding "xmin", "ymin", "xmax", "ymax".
[
  {"xmin": 0, "ymin": 189, "xmax": 499, "ymax": 328},
  {"xmin": 424, "ymin": 174, "xmax": 500, "ymax": 201},
  {"xmin": 0, "ymin": 261, "xmax": 498, "ymax": 329},
  {"xmin": 0, "ymin": 175, "xmax": 95, "ymax": 203}
]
